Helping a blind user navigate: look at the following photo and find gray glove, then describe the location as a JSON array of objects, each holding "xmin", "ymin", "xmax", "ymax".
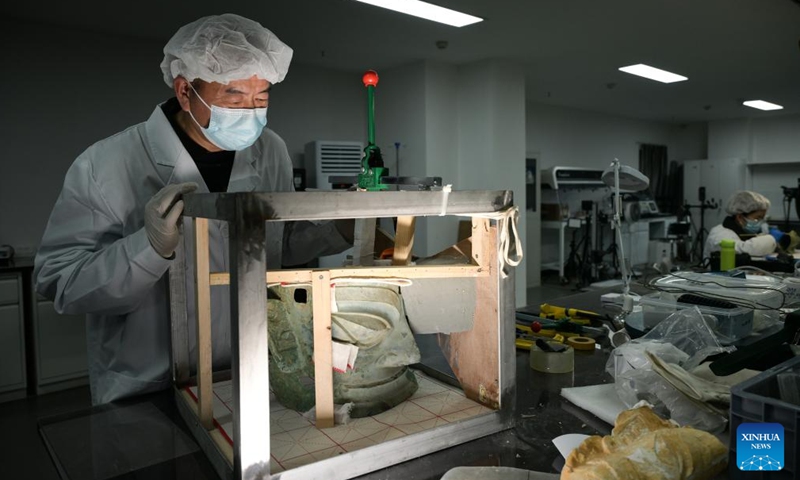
[{"xmin": 145, "ymin": 182, "xmax": 198, "ymax": 258}]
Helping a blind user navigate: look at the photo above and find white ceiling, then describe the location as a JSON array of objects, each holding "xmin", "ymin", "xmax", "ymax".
[{"xmin": 5, "ymin": 0, "xmax": 800, "ymax": 123}]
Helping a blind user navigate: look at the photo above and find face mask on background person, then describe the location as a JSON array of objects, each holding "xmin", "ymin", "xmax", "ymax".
[
  {"xmin": 743, "ymin": 218, "xmax": 764, "ymax": 234},
  {"xmin": 187, "ymin": 83, "xmax": 267, "ymax": 151}
]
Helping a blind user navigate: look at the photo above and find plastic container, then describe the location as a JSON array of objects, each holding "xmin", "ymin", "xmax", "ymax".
[
  {"xmin": 784, "ymin": 277, "xmax": 800, "ymax": 308},
  {"xmin": 720, "ymin": 238, "xmax": 736, "ymax": 271},
  {"xmin": 637, "ymin": 294, "xmax": 754, "ymax": 342},
  {"xmin": 653, "ymin": 271, "xmax": 788, "ymax": 310},
  {"xmin": 729, "ymin": 355, "xmax": 800, "ymax": 479}
]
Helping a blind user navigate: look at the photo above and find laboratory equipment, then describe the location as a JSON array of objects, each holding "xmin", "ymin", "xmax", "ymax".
[{"xmin": 601, "ymin": 158, "xmax": 650, "ymax": 325}]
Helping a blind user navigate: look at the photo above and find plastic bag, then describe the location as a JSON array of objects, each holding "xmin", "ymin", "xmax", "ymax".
[{"xmin": 605, "ymin": 307, "xmax": 735, "ymax": 433}]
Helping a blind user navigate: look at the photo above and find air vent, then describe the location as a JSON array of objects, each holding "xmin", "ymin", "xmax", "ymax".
[{"xmin": 305, "ymin": 141, "xmax": 363, "ymax": 188}]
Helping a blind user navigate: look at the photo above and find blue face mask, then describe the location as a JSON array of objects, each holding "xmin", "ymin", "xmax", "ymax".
[
  {"xmin": 188, "ymin": 84, "xmax": 267, "ymax": 151},
  {"xmin": 743, "ymin": 218, "xmax": 763, "ymax": 234}
]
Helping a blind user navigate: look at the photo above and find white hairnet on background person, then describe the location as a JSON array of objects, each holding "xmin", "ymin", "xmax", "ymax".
[
  {"xmin": 160, "ymin": 13, "xmax": 293, "ymax": 87},
  {"xmin": 725, "ymin": 191, "xmax": 771, "ymax": 215}
]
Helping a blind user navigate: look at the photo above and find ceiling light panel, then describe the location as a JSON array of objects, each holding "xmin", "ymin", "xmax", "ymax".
[
  {"xmin": 743, "ymin": 100, "xmax": 784, "ymax": 111},
  {"xmin": 618, "ymin": 64, "xmax": 688, "ymax": 84},
  {"xmin": 353, "ymin": 0, "xmax": 483, "ymax": 27}
]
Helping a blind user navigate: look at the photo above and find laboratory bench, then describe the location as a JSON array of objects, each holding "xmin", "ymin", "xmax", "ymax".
[
  {"xmin": 1, "ymin": 287, "xmax": 624, "ymax": 480},
  {"xmin": 541, "ymin": 215, "xmax": 678, "ymax": 281}
]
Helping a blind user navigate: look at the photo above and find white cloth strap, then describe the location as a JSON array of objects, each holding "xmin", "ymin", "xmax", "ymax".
[{"xmin": 468, "ymin": 206, "xmax": 523, "ymax": 277}]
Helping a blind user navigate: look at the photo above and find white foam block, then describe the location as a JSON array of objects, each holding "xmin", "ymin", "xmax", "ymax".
[{"xmin": 560, "ymin": 383, "xmax": 626, "ymax": 426}]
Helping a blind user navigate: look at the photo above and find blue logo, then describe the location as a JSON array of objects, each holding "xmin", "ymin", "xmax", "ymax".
[{"xmin": 737, "ymin": 423, "xmax": 784, "ymax": 471}]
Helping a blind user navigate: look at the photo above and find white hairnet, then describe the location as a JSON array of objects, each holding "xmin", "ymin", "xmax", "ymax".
[
  {"xmin": 160, "ymin": 13, "xmax": 293, "ymax": 87},
  {"xmin": 725, "ymin": 190, "xmax": 771, "ymax": 215}
]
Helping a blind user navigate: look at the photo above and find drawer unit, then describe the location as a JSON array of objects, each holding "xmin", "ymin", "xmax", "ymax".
[
  {"xmin": 0, "ymin": 273, "xmax": 26, "ymax": 401},
  {"xmin": 0, "ymin": 276, "xmax": 20, "ymax": 305}
]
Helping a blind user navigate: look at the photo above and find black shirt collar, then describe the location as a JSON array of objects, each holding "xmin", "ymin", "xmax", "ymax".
[{"xmin": 161, "ymin": 97, "xmax": 235, "ymax": 193}]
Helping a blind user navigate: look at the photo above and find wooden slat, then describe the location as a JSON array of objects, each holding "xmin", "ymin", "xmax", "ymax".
[
  {"xmin": 209, "ymin": 265, "xmax": 488, "ymax": 286},
  {"xmin": 392, "ymin": 216, "xmax": 417, "ymax": 266},
  {"xmin": 471, "ymin": 217, "xmax": 488, "ymax": 267},
  {"xmin": 193, "ymin": 217, "xmax": 213, "ymax": 430},
  {"xmin": 179, "ymin": 389, "xmax": 233, "ymax": 466},
  {"xmin": 311, "ymin": 271, "xmax": 334, "ymax": 428},
  {"xmin": 169, "ymin": 242, "xmax": 190, "ymax": 386}
]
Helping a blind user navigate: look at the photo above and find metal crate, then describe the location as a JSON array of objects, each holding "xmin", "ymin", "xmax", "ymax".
[{"xmin": 169, "ymin": 190, "xmax": 518, "ymax": 480}]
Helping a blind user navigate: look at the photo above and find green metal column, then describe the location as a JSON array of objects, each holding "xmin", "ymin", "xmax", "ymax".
[{"xmin": 358, "ymin": 70, "xmax": 388, "ymax": 191}]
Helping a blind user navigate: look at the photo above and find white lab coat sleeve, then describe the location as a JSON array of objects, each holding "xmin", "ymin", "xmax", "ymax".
[
  {"xmin": 35, "ymin": 157, "xmax": 171, "ymax": 316},
  {"xmin": 738, "ymin": 235, "xmax": 777, "ymax": 257},
  {"xmin": 704, "ymin": 224, "xmax": 776, "ymax": 257}
]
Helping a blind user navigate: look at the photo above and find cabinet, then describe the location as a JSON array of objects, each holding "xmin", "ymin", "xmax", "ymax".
[
  {"xmin": 618, "ymin": 216, "xmax": 678, "ymax": 268},
  {"xmin": 619, "ymin": 221, "xmax": 649, "ymax": 268},
  {"xmin": 34, "ymin": 298, "xmax": 88, "ymax": 393},
  {"xmin": 0, "ymin": 273, "xmax": 26, "ymax": 401}
]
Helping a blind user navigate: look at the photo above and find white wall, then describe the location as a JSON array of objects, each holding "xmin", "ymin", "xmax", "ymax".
[
  {"xmin": 708, "ymin": 119, "xmax": 752, "ymax": 160},
  {"xmin": 0, "ymin": 19, "xmax": 167, "ymax": 254},
  {"xmin": 270, "ymin": 63, "xmax": 365, "ymax": 168},
  {"xmin": 0, "ymin": 18, "xmax": 365, "ymax": 252},
  {"xmin": 669, "ymin": 122, "xmax": 708, "ymax": 162},
  {"xmin": 375, "ymin": 63, "xmax": 427, "ymax": 179},
  {"xmin": 376, "ymin": 60, "xmax": 527, "ymax": 306},
  {"xmin": 751, "ymin": 116, "xmax": 800, "ymax": 165}
]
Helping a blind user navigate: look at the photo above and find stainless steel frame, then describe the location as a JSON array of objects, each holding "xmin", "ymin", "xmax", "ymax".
[{"xmin": 170, "ymin": 190, "xmax": 517, "ymax": 480}]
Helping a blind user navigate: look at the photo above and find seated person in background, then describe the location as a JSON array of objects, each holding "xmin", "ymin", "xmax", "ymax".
[{"xmin": 705, "ymin": 190, "xmax": 792, "ymax": 257}]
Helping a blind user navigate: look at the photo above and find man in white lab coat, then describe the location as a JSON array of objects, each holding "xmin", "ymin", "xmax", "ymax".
[
  {"xmin": 704, "ymin": 190, "xmax": 789, "ymax": 257},
  {"xmin": 34, "ymin": 14, "xmax": 352, "ymax": 405}
]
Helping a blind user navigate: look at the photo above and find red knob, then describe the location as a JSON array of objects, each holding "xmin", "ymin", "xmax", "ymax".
[
  {"xmin": 531, "ymin": 321, "xmax": 542, "ymax": 333},
  {"xmin": 362, "ymin": 70, "xmax": 379, "ymax": 87}
]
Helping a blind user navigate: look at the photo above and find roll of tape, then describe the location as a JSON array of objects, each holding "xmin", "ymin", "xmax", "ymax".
[
  {"xmin": 529, "ymin": 342, "xmax": 574, "ymax": 373},
  {"xmin": 567, "ymin": 336, "xmax": 596, "ymax": 351}
]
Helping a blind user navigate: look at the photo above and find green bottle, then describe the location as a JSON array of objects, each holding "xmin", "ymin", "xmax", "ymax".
[{"xmin": 719, "ymin": 239, "xmax": 735, "ymax": 271}]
